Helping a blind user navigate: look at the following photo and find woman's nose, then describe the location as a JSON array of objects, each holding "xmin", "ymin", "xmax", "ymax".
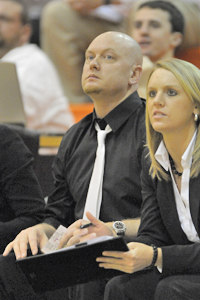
[{"xmin": 153, "ymin": 94, "xmax": 164, "ymax": 106}]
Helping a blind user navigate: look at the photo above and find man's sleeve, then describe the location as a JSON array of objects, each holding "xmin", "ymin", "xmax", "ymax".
[{"xmin": 0, "ymin": 125, "xmax": 45, "ymax": 252}]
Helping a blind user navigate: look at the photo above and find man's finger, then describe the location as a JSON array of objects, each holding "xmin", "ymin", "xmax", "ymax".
[
  {"xmin": 3, "ymin": 242, "xmax": 14, "ymax": 257},
  {"xmin": 85, "ymin": 211, "xmax": 102, "ymax": 227}
]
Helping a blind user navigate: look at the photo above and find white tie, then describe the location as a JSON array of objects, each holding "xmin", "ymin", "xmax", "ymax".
[{"xmin": 83, "ymin": 123, "xmax": 112, "ymax": 220}]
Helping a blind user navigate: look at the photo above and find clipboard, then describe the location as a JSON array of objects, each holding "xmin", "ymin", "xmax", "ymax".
[{"xmin": 16, "ymin": 236, "xmax": 128, "ymax": 294}]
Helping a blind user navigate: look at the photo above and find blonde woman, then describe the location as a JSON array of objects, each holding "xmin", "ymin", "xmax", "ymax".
[{"xmin": 97, "ymin": 58, "xmax": 200, "ymax": 300}]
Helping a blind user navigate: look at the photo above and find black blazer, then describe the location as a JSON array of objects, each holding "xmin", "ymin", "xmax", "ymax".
[
  {"xmin": 135, "ymin": 147, "xmax": 200, "ymax": 277},
  {"xmin": 0, "ymin": 124, "xmax": 45, "ymax": 253}
]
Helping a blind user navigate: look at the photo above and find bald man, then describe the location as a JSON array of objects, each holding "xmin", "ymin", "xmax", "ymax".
[{"xmin": 1, "ymin": 31, "xmax": 146, "ymax": 300}]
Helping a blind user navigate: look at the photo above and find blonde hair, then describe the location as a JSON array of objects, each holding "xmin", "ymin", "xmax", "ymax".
[{"xmin": 146, "ymin": 58, "xmax": 200, "ymax": 180}]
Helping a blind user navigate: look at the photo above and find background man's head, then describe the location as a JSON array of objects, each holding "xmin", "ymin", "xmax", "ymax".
[
  {"xmin": 0, "ymin": 0, "xmax": 31, "ymax": 58},
  {"xmin": 131, "ymin": 0, "xmax": 184, "ymax": 62}
]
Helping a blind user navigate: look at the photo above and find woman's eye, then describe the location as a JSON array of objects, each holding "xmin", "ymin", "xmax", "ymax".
[
  {"xmin": 167, "ymin": 89, "xmax": 177, "ymax": 96},
  {"xmin": 148, "ymin": 90, "xmax": 156, "ymax": 97}
]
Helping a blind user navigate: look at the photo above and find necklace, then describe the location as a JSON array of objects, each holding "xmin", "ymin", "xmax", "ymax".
[{"xmin": 169, "ymin": 155, "xmax": 183, "ymax": 177}]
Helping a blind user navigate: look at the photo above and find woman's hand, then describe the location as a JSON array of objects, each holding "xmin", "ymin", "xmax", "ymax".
[{"xmin": 96, "ymin": 242, "xmax": 154, "ymax": 274}]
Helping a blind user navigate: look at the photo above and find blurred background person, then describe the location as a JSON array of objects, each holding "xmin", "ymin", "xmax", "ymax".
[
  {"xmin": 40, "ymin": 0, "xmax": 135, "ymax": 104},
  {"xmin": 0, "ymin": 0, "xmax": 74, "ymax": 133},
  {"xmin": 130, "ymin": 0, "xmax": 200, "ymax": 98}
]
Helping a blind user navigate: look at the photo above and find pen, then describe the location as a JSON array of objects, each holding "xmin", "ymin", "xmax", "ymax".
[{"xmin": 80, "ymin": 222, "xmax": 93, "ymax": 229}]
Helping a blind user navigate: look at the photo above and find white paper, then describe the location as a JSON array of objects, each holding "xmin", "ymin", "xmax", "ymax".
[
  {"xmin": 41, "ymin": 225, "xmax": 68, "ymax": 254},
  {"xmin": 41, "ymin": 224, "xmax": 114, "ymax": 255}
]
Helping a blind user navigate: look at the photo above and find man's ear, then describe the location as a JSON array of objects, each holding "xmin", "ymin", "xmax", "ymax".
[
  {"xmin": 20, "ymin": 24, "xmax": 32, "ymax": 44},
  {"xmin": 129, "ymin": 65, "xmax": 142, "ymax": 85},
  {"xmin": 171, "ymin": 32, "xmax": 183, "ymax": 49}
]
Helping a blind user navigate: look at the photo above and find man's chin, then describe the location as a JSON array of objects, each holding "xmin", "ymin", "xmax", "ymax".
[{"xmin": 83, "ymin": 87, "xmax": 102, "ymax": 95}]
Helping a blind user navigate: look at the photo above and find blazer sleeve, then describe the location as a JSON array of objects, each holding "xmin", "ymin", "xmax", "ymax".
[
  {"xmin": 0, "ymin": 125, "xmax": 45, "ymax": 253},
  {"xmin": 136, "ymin": 148, "xmax": 174, "ymax": 247}
]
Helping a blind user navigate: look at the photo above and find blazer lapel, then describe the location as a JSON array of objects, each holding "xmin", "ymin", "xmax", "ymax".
[
  {"xmin": 189, "ymin": 175, "xmax": 200, "ymax": 236},
  {"xmin": 157, "ymin": 178, "xmax": 189, "ymax": 244}
]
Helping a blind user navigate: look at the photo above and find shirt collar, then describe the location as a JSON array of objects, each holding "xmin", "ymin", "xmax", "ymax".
[
  {"xmin": 92, "ymin": 91, "xmax": 145, "ymax": 133},
  {"xmin": 155, "ymin": 141, "xmax": 169, "ymax": 172},
  {"xmin": 155, "ymin": 131, "xmax": 197, "ymax": 171}
]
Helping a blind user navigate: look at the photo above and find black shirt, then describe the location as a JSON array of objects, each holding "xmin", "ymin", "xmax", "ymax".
[{"xmin": 45, "ymin": 92, "xmax": 146, "ymax": 228}]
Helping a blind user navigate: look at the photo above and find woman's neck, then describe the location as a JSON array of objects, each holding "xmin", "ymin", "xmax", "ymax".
[{"xmin": 163, "ymin": 128, "xmax": 196, "ymax": 169}]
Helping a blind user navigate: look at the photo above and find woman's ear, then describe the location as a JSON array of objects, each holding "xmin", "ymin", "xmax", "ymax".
[{"xmin": 193, "ymin": 105, "xmax": 200, "ymax": 120}]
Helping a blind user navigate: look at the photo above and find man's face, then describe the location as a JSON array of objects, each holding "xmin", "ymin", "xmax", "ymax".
[
  {"xmin": 0, "ymin": 1, "xmax": 24, "ymax": 51},
  {"xmin": 132, "ymin": 7, "xmax": 175, "ymax": 62},
  {"xmin": 81, "ymin": 33, "xmax": 135, "ymax": 100}
]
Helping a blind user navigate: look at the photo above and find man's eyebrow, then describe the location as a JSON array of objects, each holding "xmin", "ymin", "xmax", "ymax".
[
  {"xmin": 0, "ymin": 14, "xmax": 8, "ymax": 18},
  {"xmin": 0, "ymin": 13, "xmax": 20, "ymax": 20},
  {"xmin": 134, "ymin": 18, "xmax": 160, "ymax": 22},
  {"xmin": 85, "ymin": 50, "xmax": 93, "ymax": 54},
  {"xmin": 102, "ymin": 48, "xmax": 116, "ymax": 52},
  {"xmin": 86, "ymin": 48, "xmax": 116, "ymax": 53}
]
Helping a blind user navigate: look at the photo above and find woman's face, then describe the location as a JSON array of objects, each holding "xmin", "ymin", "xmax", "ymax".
[{"xmin": 147, "ymin": 68, "xmax": 197, "ymax": 137}]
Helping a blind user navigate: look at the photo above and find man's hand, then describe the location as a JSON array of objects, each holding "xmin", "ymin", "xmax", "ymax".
[
  {"xmin": 64, "ymin": 0, "xmax": 103, "ymax": 14},
  {"xmin": 57, "ymin": 212, "xmax": 114, "ymax": 248},
  {"xmin": 3, "ymin": 223, "xmax": 56, "ymax": 259}
]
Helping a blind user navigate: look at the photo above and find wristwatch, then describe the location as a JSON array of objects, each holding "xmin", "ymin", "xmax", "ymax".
[{"xmin": 112, "ymin": 221, "xmax": 126, "ymax": 236}]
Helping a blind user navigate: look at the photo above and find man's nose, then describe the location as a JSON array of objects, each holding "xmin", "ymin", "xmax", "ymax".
[
  {"xmin": 89, "ymin": 58, "xmax": 100, "ymax": 70},
  {"xmin": 139, "ymin": 24, "xmax": 149, "ymax": 35}
]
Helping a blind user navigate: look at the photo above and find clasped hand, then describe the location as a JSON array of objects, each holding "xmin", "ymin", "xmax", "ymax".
[{"xmin": 96, "ymin": 242, "xmax": 154, "ymax": 274}]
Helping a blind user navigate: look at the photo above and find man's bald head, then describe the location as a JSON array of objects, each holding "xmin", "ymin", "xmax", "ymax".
[
  {"xmin": 90, "ymin": 31, "xmax": 143, "ymax": 67},
  {"xmin": 82, "ymin": 31, "xmax": 143, "ymax": 116}
]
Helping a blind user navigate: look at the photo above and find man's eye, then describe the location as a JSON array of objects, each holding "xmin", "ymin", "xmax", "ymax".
[
  {"xmin": 133, "ymin": 21, "xmax": 142, "ymax": 29},
  {"xmin": 105, "ymin": 55, "xmax": 113, "ymax": 59},
  {"xmin": 168, "ymin": 89, "xmax": 177, "ymax": 96},
  {"xmin": 86, "ymin": 55, "xmax": 94, "ymax": 60},
  {"xmin": 150, "ymin": 21, "xmax": 161, "ymax": 28},
  {"xmin": 0, "ymin": 16, "xmax": 11, "ymax": 22}
]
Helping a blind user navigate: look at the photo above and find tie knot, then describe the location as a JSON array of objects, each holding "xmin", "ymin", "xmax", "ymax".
[
  {"xmin": 95, "ymin": 123, "xmax": 112, "ymax": 146},
  {"xmin": 96, "ymin": 118, "xmax": 107, "ymax": 130}
]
